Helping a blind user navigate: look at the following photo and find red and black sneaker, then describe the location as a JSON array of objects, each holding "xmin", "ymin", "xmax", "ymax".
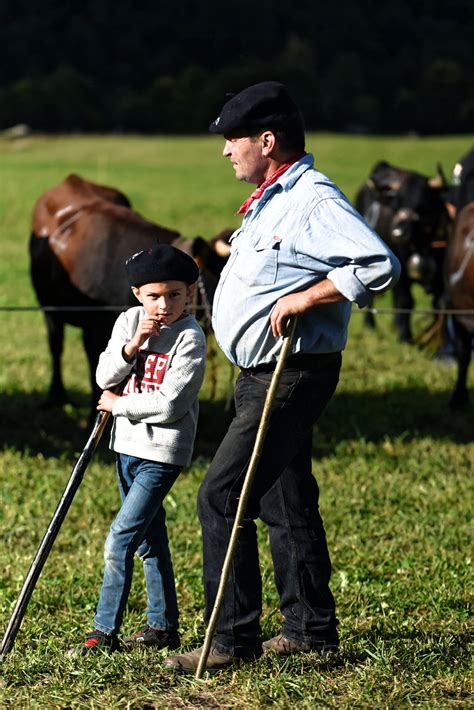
[
  {"xmin": 123, "ymin": 625, "xmax": 180, "ymax": 650},
  {"xmin": 77, "ymin": 630, "xmax": 121, "ymax": 656}
]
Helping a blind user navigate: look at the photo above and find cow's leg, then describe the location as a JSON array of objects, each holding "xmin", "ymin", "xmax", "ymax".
[
  {"xmin": 43, "ymin": 313, "xmax": 69, "ymax": 406},
  {"xmin": 432, "ymin": 295, "xmax": 456, "ymax": 359},
  {"xmin": 82, "ymin": 317, "xmax": 115, "ymax": 418},
  {"xmin": 392, "ymin": 273, "xmax": 414, "ymax": 343},
  {"xmin": 364, "ymin": 308, "xmax": 376, "ymax": 329},
  {"xmin": 449, "ymin": 319, "xmax": 472, "ymax": 410}
]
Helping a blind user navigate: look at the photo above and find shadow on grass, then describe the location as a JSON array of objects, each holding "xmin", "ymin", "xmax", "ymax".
[
  {"xmin": 338, "ymin": 626, "xmax": 473, "ymax": 671},
  {"xmin": 0, "ymin": 390, "xmax": 113, "ymax": 462},
  {"xmin": 317, "ymin": 387, "xmax": 473, "ymax": 451},
  {"xmin": 259, "ymin": 626, "xmax": 472, "ymax": 675},
  {"xmin": 0, "ymin": 386, "xmax": 471, "ymax": 461},
  {"xmin": 0, "ymin": 391, "xmax": 236, "ymax": 461}
]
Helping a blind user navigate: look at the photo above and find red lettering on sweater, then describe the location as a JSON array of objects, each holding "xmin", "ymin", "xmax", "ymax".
[{"xmin": 123, "ymin": 349, "xmax": 169, "ymax": 395}]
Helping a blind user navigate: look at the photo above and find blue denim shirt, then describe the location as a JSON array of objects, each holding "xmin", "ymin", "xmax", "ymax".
[{"xmin": 212, "ymin": 153, "xmax": 401, "ymax": 368}]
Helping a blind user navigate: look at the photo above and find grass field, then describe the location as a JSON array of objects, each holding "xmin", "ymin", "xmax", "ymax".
[{"xmin": 0, "ymin": 134, "xmax": 472, "ymax": 708}]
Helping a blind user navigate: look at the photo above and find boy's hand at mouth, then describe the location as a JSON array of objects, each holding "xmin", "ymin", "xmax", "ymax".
[{"xmin": 122, "ymin": 315, "xmax": 165, "ymax": 362}]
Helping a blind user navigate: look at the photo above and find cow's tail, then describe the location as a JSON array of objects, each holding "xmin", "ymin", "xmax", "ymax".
[{"xmin": 415, "ymin": 312, "xmax": 448, "ymax": 355}]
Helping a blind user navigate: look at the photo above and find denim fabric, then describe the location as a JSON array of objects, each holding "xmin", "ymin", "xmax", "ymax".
[
  {"xmin": 212, "ymin": 153, "xmax": 400, "ymax": 369},
  {"xmin": 94, "ymin": 454, "xmax": 181, "ymax": 635},
  {"xmin": 197, "ymin": 355, "xmax": 341, "ymax": 655}
]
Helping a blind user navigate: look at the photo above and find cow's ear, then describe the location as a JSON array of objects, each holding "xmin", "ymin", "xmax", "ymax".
[
  {"xmin": 191, "ymin": 236, "xmax": 211, "ymax": 258},
  {"xmin": 371, "ymin": 162, "xmax": 401, "ymax": 192},
  {"xmin": 428, "ymin": 162, "xmax": 448, "ymax": 189},
  {"xmin": 373, "ymin": 160, "xmax": 391, "ymax": 171}
]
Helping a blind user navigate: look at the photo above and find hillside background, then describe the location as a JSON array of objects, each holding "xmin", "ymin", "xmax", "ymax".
[{"xmin": 1, "ymin": 0, "xmax": 473, "ymax": 134}]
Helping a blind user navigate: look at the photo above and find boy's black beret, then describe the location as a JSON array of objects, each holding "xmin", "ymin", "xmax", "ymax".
[
  {"xmin": 125, "ymin": 244, "xmax": 199, "ymax": 287},
  {"xmin": 209, "ymin": 81, "xmax": 302, "ymax": 135}
]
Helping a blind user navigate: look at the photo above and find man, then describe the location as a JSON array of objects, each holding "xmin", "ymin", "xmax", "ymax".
[{"xmin": 165, "ymin": 81, "xmax": 401, "ymax": 673}]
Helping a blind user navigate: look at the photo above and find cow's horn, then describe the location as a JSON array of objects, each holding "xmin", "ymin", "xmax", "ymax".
[
  {"xmin": 214, "ymin": 238, "xmax": 232, "ymax": 257},
  {"xmin": 428, "ymin": 162, "xmax": 448, "ymax": 189}
]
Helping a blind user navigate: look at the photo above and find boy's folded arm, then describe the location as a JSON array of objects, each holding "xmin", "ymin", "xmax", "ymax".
[
  {"xmin": 96, "ymin": 313, "xmax": 136, "ymax": 390},
  {"xmin": 96, "ymin": 341, "xmax": 135, "ymax": 389},
  {"xmin": 112, "ymin": 336, "xmax": 206, "ymax": 423}
]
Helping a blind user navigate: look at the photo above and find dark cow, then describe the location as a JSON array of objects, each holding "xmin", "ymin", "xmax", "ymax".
[
  {"xmin": 443, "ymin": 149, "xmax": 474, "ymax": 408},
  {"xmin": 355, "ymin": 161, "xmax": 450, "ymax": 342},
  {"xmin": 30, "ymin": 174, "xmax": 231, "ymax": 412}
]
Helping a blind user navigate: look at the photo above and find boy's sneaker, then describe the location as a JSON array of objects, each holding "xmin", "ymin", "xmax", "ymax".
[
  {"xmin": 123, "ymin": 625, "xmax": 180, "ymax": 650},
  {"xmin": 73, "ymin": 630, "xmax": 121, "ymax": 656}
]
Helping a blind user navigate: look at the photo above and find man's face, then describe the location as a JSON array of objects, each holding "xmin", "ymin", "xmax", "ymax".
[{"xmin": 223, "ymin": 134, "xmax": 267, "ymax": 185}]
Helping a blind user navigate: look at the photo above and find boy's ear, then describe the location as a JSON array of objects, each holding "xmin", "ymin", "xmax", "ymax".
[{"xmin": 131, "ymin": 286, "xmax": 142, "ymax": 302}]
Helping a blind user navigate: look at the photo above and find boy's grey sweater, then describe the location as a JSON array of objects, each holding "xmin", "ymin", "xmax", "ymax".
[{"xmin": 96, "ymin": 307, "xmax": 206, "ymax": 467}]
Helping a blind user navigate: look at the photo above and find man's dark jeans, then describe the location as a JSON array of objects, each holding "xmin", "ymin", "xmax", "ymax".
[{"xmin": 197, "ymin": 352, "xmax": 342, "ymax": 656}]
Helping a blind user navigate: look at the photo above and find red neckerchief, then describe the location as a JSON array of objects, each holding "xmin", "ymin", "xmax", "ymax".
[{"xmin": 237, "ymin": 154, "xmax": 305, "ymax": 215}]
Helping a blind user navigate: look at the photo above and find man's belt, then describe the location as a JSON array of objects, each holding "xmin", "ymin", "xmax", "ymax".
[{"xmin": 241, "ymin": 351, "xmax": 341, "ymax": 374}]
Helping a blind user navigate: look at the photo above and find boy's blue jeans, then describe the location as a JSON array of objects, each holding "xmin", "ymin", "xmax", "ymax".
[{"xmin": 94, "ymin": 454, "xmax": 181, "ymax": 636}]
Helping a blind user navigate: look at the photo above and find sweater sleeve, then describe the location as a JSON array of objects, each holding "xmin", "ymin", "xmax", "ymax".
[
  {"xmin": 96, "ymin": 311, "xmax": 136, "ymax": 390},
  {"xmin": 111, "ymin": 331, "xmax": 206, "ymax": 424}
]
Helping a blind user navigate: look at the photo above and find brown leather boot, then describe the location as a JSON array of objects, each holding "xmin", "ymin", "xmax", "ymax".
[
  {"xmin": 164, "ymin": 645, "xmax": 237, "ymax": 674},
  {"xmin": 262, "ymin": 633, "xmax": 338, "ymax": 655}
]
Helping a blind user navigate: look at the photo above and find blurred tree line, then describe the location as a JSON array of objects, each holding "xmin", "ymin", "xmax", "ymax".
[{"xmin": 1, "ymin": 0, "xmax": 473, "ymax": 134}]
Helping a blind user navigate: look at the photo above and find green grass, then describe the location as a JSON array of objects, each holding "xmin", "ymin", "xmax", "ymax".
[{"xmin": 0, "ymin": 134, "xmax": 473, "ymax": 708}]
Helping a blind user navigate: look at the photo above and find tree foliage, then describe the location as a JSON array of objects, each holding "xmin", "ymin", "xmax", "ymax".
[{"xmin": 1, "ymin": 0, "xmax": 473, "ymax": 133}]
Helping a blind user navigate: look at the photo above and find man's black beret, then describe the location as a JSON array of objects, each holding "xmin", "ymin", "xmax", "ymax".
[
  {"xmin": 125, "ymin": 244, "xmax": 199, "ymax": 287},
  {"xmin": 209, "ymin": 81, "xmax": 302, "ymax": 135}
]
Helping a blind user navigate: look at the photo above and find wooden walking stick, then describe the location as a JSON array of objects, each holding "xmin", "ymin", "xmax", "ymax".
[
  {"xmin": 196, "ymin": 316, "xmax": 298, "ymax": 678},
  {"xmin": 0, "ymin": 409, "xmax": 111, "ymax": 660}
]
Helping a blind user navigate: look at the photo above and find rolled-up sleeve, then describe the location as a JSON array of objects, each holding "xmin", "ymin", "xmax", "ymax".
[{"xmin": 304, "ymin": 197, "xmax": 401, "ymax": 307}]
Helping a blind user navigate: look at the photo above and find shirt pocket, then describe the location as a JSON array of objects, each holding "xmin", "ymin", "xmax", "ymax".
[{"xmin": 233, "ymin": 235, "xmax": 279, "ymax": 286}]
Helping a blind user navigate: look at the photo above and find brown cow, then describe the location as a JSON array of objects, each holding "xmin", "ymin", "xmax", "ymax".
[
  {"xmin": 443, "ymin": 150, "xmax": 474, "ymax": 408},
  {"xmin": 30, "ymin": 174, "xmax": 231, "ymax": 413}
]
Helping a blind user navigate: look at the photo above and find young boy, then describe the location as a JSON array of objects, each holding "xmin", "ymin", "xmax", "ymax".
[{"xmin": 77, "ymin": 244, "xmax": 206, "ymax": 655}]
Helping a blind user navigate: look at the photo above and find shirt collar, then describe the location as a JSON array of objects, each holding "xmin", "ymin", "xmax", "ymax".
[{"xmin": 244, "ymin": 153, "xmax": 315, "ymax": 213}]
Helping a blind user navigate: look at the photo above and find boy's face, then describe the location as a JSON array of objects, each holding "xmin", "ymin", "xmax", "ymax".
[{"xmin": 132, "ymin": 280, "xmax": 194, "ymax": 326}]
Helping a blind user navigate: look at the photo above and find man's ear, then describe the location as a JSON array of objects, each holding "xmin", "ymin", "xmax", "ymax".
[
  {"xmin": 131, "ymin": 286, "xmax": 142, "ymax": 302},
  {"xmin": 260, "ymin": 130, "xmax": 276, "ymax": 156},
  {"xmin": 186, "ymin": 284, "xmax": 196, "ymax": 302}
]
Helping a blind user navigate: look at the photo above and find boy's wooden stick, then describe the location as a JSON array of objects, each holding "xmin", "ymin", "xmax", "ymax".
[
  {"xmin": 196, "ymin": 316, "xmax": 298, "ymax": 679},
  {"xmin": 0, "ymin": 410, "xmax": 111, "ymax": 660}
]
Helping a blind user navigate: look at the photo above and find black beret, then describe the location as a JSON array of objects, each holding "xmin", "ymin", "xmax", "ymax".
[
  {"xmin": 125, "ymin": 244, "xmax": 199, "ymax": 287},
  {"xmin": 209, "ymin": 81, "xmax": 302, "ymax": 135}
]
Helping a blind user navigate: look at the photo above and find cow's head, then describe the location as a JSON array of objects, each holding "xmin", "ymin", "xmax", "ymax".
[
  {"xmin": 174, "ymin": 231, "xmax": 232, "ymax": 330},
  {"xmin": 191, "ymin": 230, "xmax": 232, "ymax": 279},
  {"xmin": 368, "ymin": 162, "xmax": 450, "ymax": 259}
]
